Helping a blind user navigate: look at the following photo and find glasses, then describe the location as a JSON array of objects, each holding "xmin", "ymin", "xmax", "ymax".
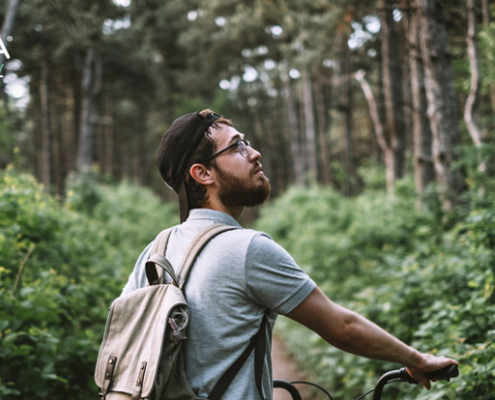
[{"xmin": 210, "ymin": 139, "xmax": 251, "ymax": 160}]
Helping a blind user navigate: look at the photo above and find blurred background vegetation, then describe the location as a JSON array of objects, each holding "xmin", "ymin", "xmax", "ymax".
[{"xmin": 0, "ymin": 0, "xmax": 494, "ymax": 398}]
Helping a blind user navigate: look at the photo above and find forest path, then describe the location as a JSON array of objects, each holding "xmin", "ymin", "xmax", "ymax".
[{"xmin": 272, "ymin": 335, "xmax": 315, "ymax": 400}]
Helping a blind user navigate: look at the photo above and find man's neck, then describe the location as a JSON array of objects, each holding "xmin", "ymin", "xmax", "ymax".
[{"xmin": 202, "ymin": 200, "xmax": 243, "ymax": 222}]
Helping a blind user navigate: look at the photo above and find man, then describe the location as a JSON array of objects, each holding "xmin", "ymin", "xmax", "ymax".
[{"xmin": 122, "ymin": 109, "xmax": 457, "ymax": 399}]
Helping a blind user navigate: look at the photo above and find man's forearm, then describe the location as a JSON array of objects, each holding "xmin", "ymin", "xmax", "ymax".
[
  {"xmin": 325, "ymin": 308, "xmax": 424, "ymax": 367},
  {"xmin": 287, "ymin": 288, "xmax": 420, "ymax": 366}
]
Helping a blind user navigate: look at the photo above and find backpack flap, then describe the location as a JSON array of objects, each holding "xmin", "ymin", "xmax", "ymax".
[{"xmin": 95, "ymin": 283, "xmax": 188, "ymax": 399}]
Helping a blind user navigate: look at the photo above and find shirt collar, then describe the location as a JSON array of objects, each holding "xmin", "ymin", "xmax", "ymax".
[{"xmin": 186, "ymin": 208, "xmax": 242, "ymax": 227}]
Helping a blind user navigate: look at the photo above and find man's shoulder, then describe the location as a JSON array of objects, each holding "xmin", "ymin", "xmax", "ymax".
[{"xmin": 224, "ymin": 226, "xmax": 272, "ymax": 244}]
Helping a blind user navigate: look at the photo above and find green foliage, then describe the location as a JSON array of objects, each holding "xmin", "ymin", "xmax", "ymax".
[
  {"xmin": 255, "ymin": 181, "xmax": 495, "ymax": 399},
  {"xmin": 0, "ymin": 167, "xmax": 178, "ymax": 399}
]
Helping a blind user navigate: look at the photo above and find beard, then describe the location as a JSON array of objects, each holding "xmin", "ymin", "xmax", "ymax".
[{"xmin": 215, "ymin": 166, "xmax": 271, "ymax": 208}]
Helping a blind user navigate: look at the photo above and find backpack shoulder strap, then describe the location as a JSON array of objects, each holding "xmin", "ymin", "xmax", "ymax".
[
  {"xmin": 176, "ymin": 223, "xmax": 239, "ymax": 289},
  {"xmin": 145, "ymin": 228, "xmax": 177, "ymax": 286},
  {"xmin": 150, "ymin": 227, "xmax": 173, "ymax": 256}
]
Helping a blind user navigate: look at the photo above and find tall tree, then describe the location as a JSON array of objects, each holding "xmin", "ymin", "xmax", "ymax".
[
  {"xmin": 464, "ymin": 0, "xmax": 486, "ymax": 172},
  {"xmin": 39, "ymin": 47, "xmax": 51, "ymax": 190},
  {"xmin": 76, "ymin": 48, "xmax": 102, "ymax": 173},
  {"xmin": 379, "ymin": 0, "xmax": 406, "ymax": 188},
  {"xmin": 417, "ymin": 0, "xmax": 465, "ymax": 209},
  {"xmin": 301, "ymin": 68, "xmax": 318, "ymax": 183},
  {"xmin": 284, "ymin": 74, "xmax": 305, "ymax": 186},
  {"xmin": 313, "ymin": 68, "xmax": 331, "ymax": 185},
  {"xmin": 405, "ymin": 1, "xmax": 435, "ymax": 196}
]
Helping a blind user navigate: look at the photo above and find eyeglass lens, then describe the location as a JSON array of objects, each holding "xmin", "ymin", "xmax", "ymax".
[{"xmin": 237, "ymin": 140, "xmax": 251, "ymax": 157}]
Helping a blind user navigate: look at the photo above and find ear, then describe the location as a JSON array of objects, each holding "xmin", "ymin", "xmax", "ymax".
[{"xmin": 189, "ymin": 163, "xmax": 214, "ymax": 186}]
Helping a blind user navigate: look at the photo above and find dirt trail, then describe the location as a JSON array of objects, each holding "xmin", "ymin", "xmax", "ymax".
[{"xmin": 272, "ymin": 335, "xmax": 313, "ymax": 400}]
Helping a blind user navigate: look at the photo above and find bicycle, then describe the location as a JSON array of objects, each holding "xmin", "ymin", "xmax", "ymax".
[{"xmin": 273, "ymin": 364, "xmax": 459, "ymax": 400}]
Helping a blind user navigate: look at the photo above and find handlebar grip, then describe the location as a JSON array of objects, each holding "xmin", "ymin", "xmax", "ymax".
[
  {"xmin": 402, "ymin": 364, "xmax": 459, "ymax": 384},
  {"xmin": 424, "ymin": 364, "xmax": 459, "ymax": 381}
]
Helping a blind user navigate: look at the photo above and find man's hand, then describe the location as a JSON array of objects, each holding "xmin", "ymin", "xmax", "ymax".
[{"xmin": 405, "ymin": 353, "xmax": 458, "ymax": 389}]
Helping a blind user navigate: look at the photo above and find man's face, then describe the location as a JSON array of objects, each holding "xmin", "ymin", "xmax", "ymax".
[{"xmin": 209, "ymin": 124, "xmax": 271, "ymax": 208}]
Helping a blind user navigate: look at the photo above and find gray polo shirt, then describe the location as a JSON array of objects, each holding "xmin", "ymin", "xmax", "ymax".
[{"xmin": 122, "ymin": 209, "xmax": 316, "ymax": 400}]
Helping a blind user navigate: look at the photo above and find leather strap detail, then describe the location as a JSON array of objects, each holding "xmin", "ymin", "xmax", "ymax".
[
  {"xmin": 100, "ymin": 355, "xmax": 117, "ymax": 398},
  {"xmin": 131, "ymin": 361, "xmax": 147, "ymax": 400}
]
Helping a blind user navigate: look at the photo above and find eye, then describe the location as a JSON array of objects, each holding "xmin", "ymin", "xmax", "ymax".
[{"xmin": 234, "ymin": 140, "xmax": 244, "ymax": 151}]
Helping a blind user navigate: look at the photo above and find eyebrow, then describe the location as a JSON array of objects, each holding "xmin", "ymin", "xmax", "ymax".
[{"xmin": 228, "ymin": 133, "xmax": 245, "ymax": 145}]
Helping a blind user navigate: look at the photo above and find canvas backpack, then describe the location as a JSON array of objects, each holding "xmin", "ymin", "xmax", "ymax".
[{"xmin": 94, "ymin": 223, "xmax": 268, "ymax": 400}]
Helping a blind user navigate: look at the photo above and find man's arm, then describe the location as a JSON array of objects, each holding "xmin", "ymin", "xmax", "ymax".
[{"xmin": 285, "ymin": 287, "xmax": 457, "ymax": 389}]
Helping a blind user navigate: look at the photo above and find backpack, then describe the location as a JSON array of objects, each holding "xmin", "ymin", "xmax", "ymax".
[{"xmin": 94, "ymin": 223, "xmax": 268, "ymax": 400}]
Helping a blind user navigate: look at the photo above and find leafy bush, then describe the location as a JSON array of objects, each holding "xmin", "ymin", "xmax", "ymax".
[
  {"xmin": 0, "ymin": 167, "xmax": 178, "ymax": 399},
  {"xmin": 255, "ymin": 182, "xmax": 495, "ymax": 399}
]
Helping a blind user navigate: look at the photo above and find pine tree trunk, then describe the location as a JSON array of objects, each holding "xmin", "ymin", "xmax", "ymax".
[
  {"xmin": 313, "ymin": 70, "xmax": 331, "ymax": 185},
  {"xmin": 355, "ymin": 70, "xmax": 394, "ymax": 193},
  {"xmin": 336, "ymin": 51, "xmax": 356, "ymax": 194},
  {"xmin": 39, "ymin": 56, "xmax": 51, "ymax": 191},
  {"xmin": 380, "ymin": 0, "xmax": 406, "ymax": 182},
  {"xmin": 342, "ymin": 75, "xmax": 355, "ymax": 195},
  {"xmin": 465, "ymin": 0, "xmax": 487, "ymax": 172},
  {"xmin": 481, "ymin": 0, "xmax": 495, "ymax": 122},
  {"xmin": 407, "ymin": 3, "xmax": 435, "ymax": 195},
  {"xmin": 417, "ymin": 0, "xmax": 465, "ymax": 209},
  {"xmin": 284, "ymin": 78, "xmax": 305, "ymax": 186},
  {"xmin": 77, "ymin": 48, "xmax": 102, "ymax": 173},
  {"xmin": 104, "ymin": 95, "xmax": 113, "ymax": 177},
  {"xmin": 302, "ymin": 68, "xmax": 318, "ymax": 183}
]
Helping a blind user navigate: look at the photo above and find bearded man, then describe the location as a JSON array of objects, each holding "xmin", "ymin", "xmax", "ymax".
[{"xmin": 122, "ymin": 109, "xmax": 456, "ymax": 400}]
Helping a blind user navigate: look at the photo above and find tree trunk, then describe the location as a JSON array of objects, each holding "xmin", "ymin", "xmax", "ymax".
[
  {"xmin": 481, "ymin": 0, "xmax": 495, "ymax": 123},
  {"xmin": 284, "ymin": 77, "xmax": 305, "ymax": 186},
  {"xmin": 342, "ymin": 73, "xmax": 355, "ymax": 195},
  {"xmin": 417, "ymin": 0, "xmax": 465, "ymax": 209},
  {"xmin": 77, "ymin": 48, "xmax": 102, "ymax": 173},
  {"xmin": 355, "ymin": 70, "xmax": 394, "ymax": 193},
  {"xmin": 302, "ymin": 68, "xmax": 318, "ymax": 183},
  {"xmin": 313, "ymin": 70, "xmax": 331, "ymax": 185},
  {"xmin": 104, "ymin": 95, "xmax": 113, "ymax": 177},
  {"xmin": 380, "ymin": 0, "xmax": 406, "ymax": 183},
  {"xmin": 0, "ymin": 0, "xmax": 21, "ymax": 67},
  {"xmin": 407, "ymin": 2, "xmax": 435, "ymax": 195},
  {"xmin": 465, "ymin": 0, "xmax": 487, "ymax": 171},
  {"xmin": 335, "ymin": 51, "xmax": 356, "ymax": 195},
  {"xmin": 53, "ymin": 85, "xmax": 64, "ymax": 196},
  {"xmin": 39, "ymin": 55, "xmax": 51, "ymax": 191}
]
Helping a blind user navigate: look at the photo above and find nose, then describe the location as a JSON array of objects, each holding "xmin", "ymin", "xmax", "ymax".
[{"xmin": 247, "ymin": 144, "xmax": 261, "ymax": 161}]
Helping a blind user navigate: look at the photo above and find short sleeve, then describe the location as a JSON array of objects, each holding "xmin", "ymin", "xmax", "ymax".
[
  {"xmin": 245, "ymin": 233, "xmax": 316, "ymax": 315},
  {"xmin": 121, "ymin": 243, "xmax": 153, "ymax": 295}
]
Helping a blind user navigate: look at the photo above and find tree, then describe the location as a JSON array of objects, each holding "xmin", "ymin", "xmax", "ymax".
[
  {"xmin": 379, "ymin": 0, "xmax": 406, "ymax": 189},
  {"xmin": 464, "ymin": 0, "xmax": 486, "ymax": 172},
  {"xmin": 417, "ymin": 0, "xmax": 465, "ymax": 209},
  {"xmin": 404, "ymin": 1, "xmax": 435, "ymax": 196}
]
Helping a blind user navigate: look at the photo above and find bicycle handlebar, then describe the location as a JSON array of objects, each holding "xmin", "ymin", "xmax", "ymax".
[
  {"xmin": 371, "ymin": 364, "xmax": 459, "ymax": 400},
  {"xmin": 273, "ymin": 364, "xmax": 459, "ymax": 400},
  {"xmin": 273, "ymin": 380, "xmax": 302, "ymax": 400}
]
